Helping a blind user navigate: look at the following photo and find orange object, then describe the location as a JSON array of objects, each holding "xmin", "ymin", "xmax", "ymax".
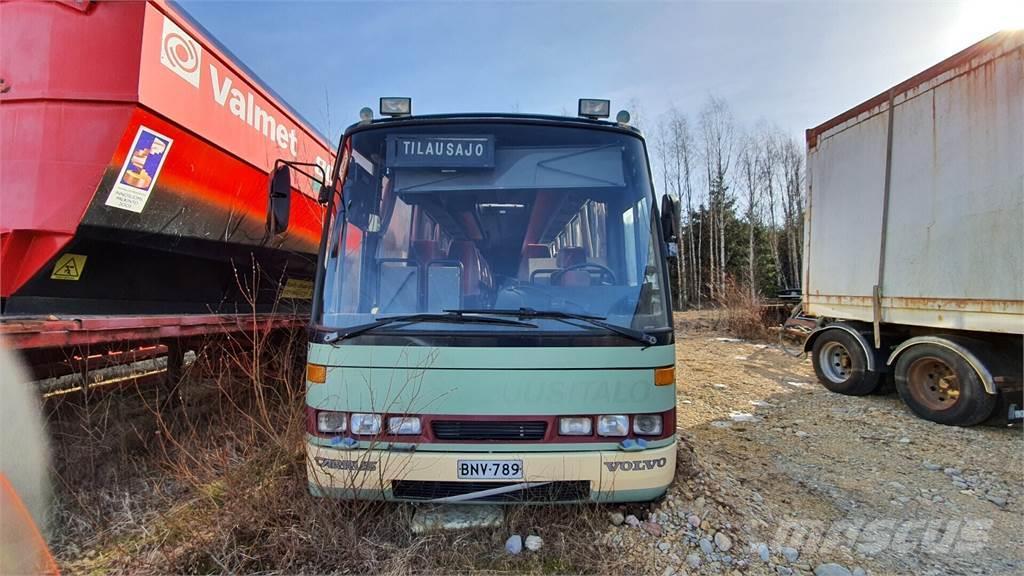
[
  {"xmin": 307, "ymin": 363, "xmax": 327, "ymax": 384},
  {"xmin": 0, "ymin": 473, "xmax": 59, "ymax": 575},
  {"xmin": 654, "ymin": 365, "xmax": 675, "ymax": 386}
]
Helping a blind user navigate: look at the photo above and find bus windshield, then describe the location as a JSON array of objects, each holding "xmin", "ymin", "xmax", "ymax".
[{"xmin": 319, "ymin": 121, "xmax": 670, "ymax": 336}]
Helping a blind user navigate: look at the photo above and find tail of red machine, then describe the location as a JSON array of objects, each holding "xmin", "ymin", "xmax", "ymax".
[{"xmin": 0, "ymin": 0, "xmax": 334, "ymax": 317}]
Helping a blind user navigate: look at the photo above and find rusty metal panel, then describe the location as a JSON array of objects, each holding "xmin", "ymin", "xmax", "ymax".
[
  {"xmin": 885, "ymin": 46, "xmax": 1023, "ymax": 303},
  {"xmin": 804, "ymin": 109, "xmax": 888, "ymax": 298},
  {"xmin": 805, "ymin": 33, "xmax": 1024, "ymax": 335}
]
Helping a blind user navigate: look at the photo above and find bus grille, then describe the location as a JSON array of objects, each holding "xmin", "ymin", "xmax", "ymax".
[
  {"xmin": 431, "ymin": 420, "xmax": 547, "ymax": 441},
  {"xmin": 391, "ymin": 480, "xmax": 590, "ymax": 502}
]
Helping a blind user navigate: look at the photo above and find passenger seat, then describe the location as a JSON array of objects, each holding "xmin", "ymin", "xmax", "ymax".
[
  {"xmin": 448, "ymin": 241, "xmax": 492, "ymax": 308},
  {"xmin": 518, "ymin": 243, "xmax": 555, "ymax": 284}
]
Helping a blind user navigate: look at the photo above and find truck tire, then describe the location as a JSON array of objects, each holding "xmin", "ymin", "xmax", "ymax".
[
  {"xmin": 894, "ymin": 344, "xmax": 996, "ymax": 426},
  {"xmin": 811, "ymin": 330, "xmax": 880, "ymax": 395}
]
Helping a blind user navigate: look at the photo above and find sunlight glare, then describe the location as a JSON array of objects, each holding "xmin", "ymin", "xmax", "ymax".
[{"xmin": 949, "ymin": 0, "xmax": 1024, "ymax": 50}]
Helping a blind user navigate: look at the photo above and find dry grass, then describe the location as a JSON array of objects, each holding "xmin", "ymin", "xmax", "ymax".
[
  {"xmin": 674, "ymin": 277, "xmax": 776, "ymax": 340},
  {"xmin": 46, "ymin": 326, "xmax": 637, "ymax": 575},
  {"xmin": 717, "ymin": 277, "xmax": 773, "ymax": 340}
]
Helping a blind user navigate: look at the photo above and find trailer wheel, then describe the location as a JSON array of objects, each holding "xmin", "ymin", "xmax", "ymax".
[
  {"xmin": 894, "ymin": 345, "xmax": 996, "ymax": 426},
  {"xmin": 811, "ymin": 330, "xmax": 880, "ymax": 395}
]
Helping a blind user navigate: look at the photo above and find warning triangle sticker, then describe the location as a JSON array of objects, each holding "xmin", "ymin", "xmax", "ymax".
[{"xmin": 51, "ymin": 254, "xmax": 87, "ymax": 281}]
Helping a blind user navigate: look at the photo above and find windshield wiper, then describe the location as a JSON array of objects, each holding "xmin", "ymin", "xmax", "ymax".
[
  {"xmin": 322, "ymin": 312, "xmax": 537, "ymax": 343},
  {"xmin": 448, "ymin": 307, "xmax": 658, "ymax": 346}
]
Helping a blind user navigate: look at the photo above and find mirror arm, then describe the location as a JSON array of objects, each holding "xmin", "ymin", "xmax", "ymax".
[{"xmin": 273, "ymin": 159, "xmax": 328, "ymax": 198}]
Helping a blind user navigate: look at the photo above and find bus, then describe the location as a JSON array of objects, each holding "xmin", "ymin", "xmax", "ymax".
[{"xmin": 270, "ymin": 99, "xmax": 680, "ymax": 503}]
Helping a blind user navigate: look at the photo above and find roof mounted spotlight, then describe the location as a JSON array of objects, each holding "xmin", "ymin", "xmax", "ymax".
[
  {"xmin": 578, "ymin": 98, "xmax": 610, "ymax": 119},
  {"xmin": 358, "ymin": 107, "xmax": 374, "ymax": 123},
  {"xmin": 616, "ymin": 110, "xmax": 631, "ymax": 124},
  {"xmin": 380, "ymin": 97, "xmax": 412, "ymax": 117}
]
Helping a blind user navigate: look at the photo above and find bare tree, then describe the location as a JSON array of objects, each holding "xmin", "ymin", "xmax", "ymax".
[
  {"xmin": 738, "ymin": 133, "xmax": 761, "ymax": 299},
  {"xmin": 699, "ymin": 96, "xmax": 735, "ymax": 301},
  {"xmin": 780, "ymin": 137, "xmax": 805, "ymax": 288},
  {"xmin": 647, "ymin": 99, "xmax": 804, "ymax": 307},
  {"xmin": 654, "ymin": 119, "xmax": 684, "ymax": 309},
  {"xmin": 668, "ymin": 108, "xmax": 697, "ymax": 308},
  {"xmin": 757, "ymin": 126, "xmax": 784, "ymax": 289}
]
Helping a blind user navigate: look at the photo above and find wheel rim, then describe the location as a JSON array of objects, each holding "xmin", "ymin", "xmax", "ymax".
[
  {"xmin": 819, "ymin": 341, "xmax": 853, "ymax": 383},
  {"xmin": 906, "ymin": 356, "xmax": 961, "ymax": 411}
]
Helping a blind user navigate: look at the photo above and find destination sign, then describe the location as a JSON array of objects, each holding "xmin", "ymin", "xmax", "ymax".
[{"xmin": 386, "ymin": 135, "xmax": 495, "ymax": 168}]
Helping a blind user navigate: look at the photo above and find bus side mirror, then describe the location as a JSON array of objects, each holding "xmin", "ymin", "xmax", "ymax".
[
  {"xmin": 269, "ymin": 164, "xmax": 292, "ymax": 235},
  {"xmin": 660, "ymin": 195, "xmax": 679, "ymax": 243},
  {"xmin": 318, "ymin": 177, "xmax": 338, "ymax": 205}
]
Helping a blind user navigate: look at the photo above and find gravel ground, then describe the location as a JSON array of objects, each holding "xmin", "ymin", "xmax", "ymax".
[{"xmin": 601, "ymin": 312, "xmax": 1023, "ymax": 576}]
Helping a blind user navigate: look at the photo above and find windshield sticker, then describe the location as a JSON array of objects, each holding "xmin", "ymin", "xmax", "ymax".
[
  {"xmin": 105, "ymin": 126, "xmax": 173, "ymax": 213},
  {"xmin": 386, "ymin": 134, "xmax": 494, "ymax": 168}
]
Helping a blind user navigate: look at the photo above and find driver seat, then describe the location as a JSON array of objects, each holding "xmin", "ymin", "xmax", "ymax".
[
  {"xmin": 556, "ymin": 246, "xmax": 587, "ymax": 268},
  {"xmin": 554, "ymin": 246, "xmax": 590, "ymax": 287}
]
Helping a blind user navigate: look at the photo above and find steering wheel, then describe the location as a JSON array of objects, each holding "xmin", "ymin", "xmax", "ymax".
[{"xmin": 552, "ymin": 262, "xmax": 617, "ymax": 286}]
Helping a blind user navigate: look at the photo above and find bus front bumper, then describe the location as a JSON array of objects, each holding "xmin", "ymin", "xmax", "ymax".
[{"xmin": 306, "ymin": 439, "xmax": 677, "ymax": 503}]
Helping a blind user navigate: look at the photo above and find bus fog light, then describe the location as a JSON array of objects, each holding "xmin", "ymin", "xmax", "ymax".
[
  {"xmin": 597, "ymin": 415, "xmax": 628, "ymax": 436},
  {"xmin": 633, "ymin": 414, "xmax": 663, "ymax": 435},
  {"xmin": 558, "ymin": 417, "xmax": 592, "ymax": 435},
  {"xmin": 350, "ymin": 413, "xmax": 382, "ymax": 435},
  {"xmin": 388, "ymin": 416, "xmax": 422, "ymax": 435},
  {"xmin": 316, "ymin": 411, "xmax": 346, "ymax": 433}
]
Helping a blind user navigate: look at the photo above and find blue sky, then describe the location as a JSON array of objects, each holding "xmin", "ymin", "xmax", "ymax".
[{"xmin": 177, "ymin": 1, "xmax": 1014, "ymax": 142}]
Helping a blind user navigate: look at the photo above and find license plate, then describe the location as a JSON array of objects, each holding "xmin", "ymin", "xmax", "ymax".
[{"xmin": 457, "ymin": 460, "xmax": 523, "ymax": 480}]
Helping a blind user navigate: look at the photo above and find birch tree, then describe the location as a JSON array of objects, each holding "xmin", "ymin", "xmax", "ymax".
[
  {"xmin": 699, "ymin": 96, "xmax": 735, "ymax": 301},
  {"xmin": 738, "ymin": 133, "xmax": 761, "ymax": 300}
]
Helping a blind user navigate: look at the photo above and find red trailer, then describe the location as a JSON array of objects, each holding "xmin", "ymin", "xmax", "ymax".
[{"xmin": 0, "ymin": 0, "xmax": 333, "ymax": 380}]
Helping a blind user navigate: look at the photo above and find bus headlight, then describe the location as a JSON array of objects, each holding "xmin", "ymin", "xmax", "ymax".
[
  {"xmin": 633, "ymin": 414, "xmax": 663, "ymax": 435},
  {"xmin": 597, "ymin": 415, "xmax": 629, "ymax": 436},
  {"xmin": 316, "ymin": 411, "xmax": 346, "ymax": 434},
  {"xmin": 350, "ymin": 413, "xmax": 382, "ymax": 435},
  {"xmin": 558, "ymin": 417, "xmax": 593, "ymax": 436},
  {"xmin": 388, "ymin": 416, "xmax": 422, "ymax": 435}
]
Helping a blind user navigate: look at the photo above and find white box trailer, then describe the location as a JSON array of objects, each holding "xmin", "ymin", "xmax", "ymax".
[{"xmin": 799, "ymin": 30, "xmax": 1023, "ymax": 426}]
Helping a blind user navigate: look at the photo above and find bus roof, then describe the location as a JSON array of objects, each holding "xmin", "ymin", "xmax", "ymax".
[{"xmin": 343, "ymin": 113, "xmax": 644, "ymax": 140}]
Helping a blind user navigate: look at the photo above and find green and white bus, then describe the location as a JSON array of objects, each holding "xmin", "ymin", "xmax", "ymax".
[{"xmin": 272, "ymin": 99, "xmax": 679, "ymax": 503}]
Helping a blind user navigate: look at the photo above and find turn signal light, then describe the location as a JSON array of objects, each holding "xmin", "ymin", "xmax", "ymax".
[
  {"xmin": 654, "ymin": 365, "xmax": 675, "ymax": 386},
  {"xmin": 307, "ymin": 363, "xmax": 327, "ymax": 384}
]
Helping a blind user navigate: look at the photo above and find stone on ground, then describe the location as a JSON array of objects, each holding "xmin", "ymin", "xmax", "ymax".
[
  {"xmin": 505, "ymin": 534, "xmax": 523, "ymax": 555},
  {"xmin": 814, "ymin": 563, "xmax": 853, "ymax": 576},
  {"xmin": 781, "ymin": 546, "xmax": 799, "ymax": 563}
]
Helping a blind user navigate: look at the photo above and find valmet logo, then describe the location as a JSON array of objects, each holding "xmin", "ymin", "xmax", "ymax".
[{"xmin": 160, "ymin": 16, "xmax": 202, "ymax": 88}]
